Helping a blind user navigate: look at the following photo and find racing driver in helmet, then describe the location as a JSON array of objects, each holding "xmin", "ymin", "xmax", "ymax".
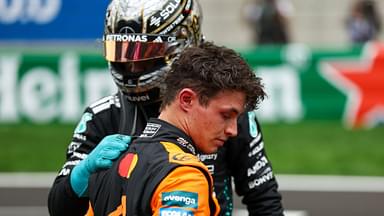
[{"xmin": 47, "ymin": 0, "xmax": 284, "ymax": 215}]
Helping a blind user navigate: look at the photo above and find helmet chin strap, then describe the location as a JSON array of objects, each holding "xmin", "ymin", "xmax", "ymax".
[
  {"xmin": 118, "ymin": 90, "xmax": 138, "ymax": 135},
  {"xmin": 118, "ymin": 89, "xmax": 162, "ymax": 136}
]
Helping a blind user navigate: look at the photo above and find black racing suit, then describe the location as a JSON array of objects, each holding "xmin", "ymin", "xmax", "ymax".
[{"xmin": 48, "ymin": 92, "xmax": 284, "ymax": 216}]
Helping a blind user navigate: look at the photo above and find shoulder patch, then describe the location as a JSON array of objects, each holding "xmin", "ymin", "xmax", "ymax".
[
  {"xmin": 118, "ymin": 153, "xmax": 138, "ymax": 178},
  {"xmin": 74, "ymin": 112, "xmax": 93, "ymax": 134},
  {"xmin": 248, "ymin": 111, "xmax": 259, "ymax": 138},
  {"xmin": 141, "ymin": 123, "xmax": 162, "ymax": 138},
  {"xmin": 160, "ymin": 142, "xmax": 201, "ymax": 166},
  {"xmin": 170, "ymin": 153, "xmax": 198, "ymax": 163},
  {"xmin": 161, "ymin": 191, "xmax": 198, "ymax": 209}
]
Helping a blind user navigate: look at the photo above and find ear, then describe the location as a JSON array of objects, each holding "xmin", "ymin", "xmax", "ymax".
[{"xmin": 178, "ymin": 88, "xmax": 197, "ymax": 112}]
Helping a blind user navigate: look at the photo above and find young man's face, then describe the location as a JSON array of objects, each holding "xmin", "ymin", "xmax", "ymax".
[{"xmin": 188, "ymin": 90, "xmax": 246, "ymax": 154}]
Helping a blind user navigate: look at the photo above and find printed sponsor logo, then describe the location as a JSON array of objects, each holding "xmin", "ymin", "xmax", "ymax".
[
  {"xmin": 171, "ymin": 153, "xmax": 195, "ymax": 162},
  {"xmin": 104, "ymin": 34, "xmax": 148, "ymax": 42},
  {"xmin": 159, "ymin": 0, "xmax": 181, "ymax": 19},
  {"xmin": 248, "ymin": 170, "xmax": 274, "ymax": 189},
  {"xmin": 247, "ymin": 156, "xmax": 268, "ymax": 177},
  {"xmin": 162, "ymin": 191, "xmax": 198, "ymax": 209},
  {"xmin": 58, "ymin": 168, "xmax": 70, "ymax": 176},
  {"xmin": 206, "ymin": 164, "xmax": 214, "ymax": 174},
  {"xmin": 160, "ymin": 208, "xmax": 194, "ymax": 216},
  {"xmin": 159, "ymin": 14, "xmax": 184, "ymax": 34},
  {"xmin": 248, "ymin": 141, "xmax": 264, "ymax": 157},
  {"xmin": 0, "ymin": 0, "xmax": 61, "ymax": 24},
  {"xmin": 118, "ymin": 26, "xmax": 137, "ymax": 34},
  {"xmin": 154, "ymin": 36, "xmax": 164, "ymax": 42},
  {"xmin": 176, "ymin": 137, "xmax": 188, "ymax": 145},
  {"xmin": 73, "ymin": 133, "xmax": 86, "ymax": 141},
  {"xmin": 141, "ymin": 123, "xmax": 161, "ymax": 137},
  {"xmin": 249, "ymin": 133, "xmax": 261, "ymax": 148},
  {"xmin": 127, "ymin": 94, "xmax": 150, "ymax": 102},
  {"xmin": 149, "ymin": 16, "xmax": 161, "ymax": 27},
  {"xmin": 72, "ymin": 152, "xmax": 88, "ymax": 160},
  {"xmin": 148, "ymin": 0, "xmax": 194, "ymax": 34},
  {"xmin": 67, "ymin": 142, "xmax": 81, "ymax": 154},
  {"xmin": 176, "ymin": 137, "xmax": 195, "ymax": 154},
  {"xmin": 63, "ymin": 160, "xmax": 80, "ymax": 167},
  {"xmin": 103, "ymin": 32, "xmax": 177, "ymax": 43},
  {"xmin": 197, "ymin": 153, "xmax": 217, "ymax": 162}
]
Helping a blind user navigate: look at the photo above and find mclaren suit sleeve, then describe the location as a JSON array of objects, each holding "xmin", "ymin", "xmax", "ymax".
[
  {"xmin": 151, "ymin": 166, "xmax": 220, "ymax": 216},
  {"xmin": 229, "ymin": 111, "xmax": 284, "ymax": 216}
]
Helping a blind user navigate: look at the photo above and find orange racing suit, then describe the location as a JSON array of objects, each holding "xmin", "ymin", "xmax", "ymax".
[{"xmin": 86, "ymin": 118, "xmax": 220, "ymax": 216}]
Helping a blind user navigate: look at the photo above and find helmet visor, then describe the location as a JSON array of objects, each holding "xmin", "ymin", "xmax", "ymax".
[{"xmin": 103, "ymin": 34, "xmax": 177, "ymax": 62}]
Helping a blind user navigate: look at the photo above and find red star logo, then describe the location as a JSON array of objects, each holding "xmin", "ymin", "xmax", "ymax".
[{"xmin": 321, "ymin": 43, "xmax": 384, "ymax": 128}]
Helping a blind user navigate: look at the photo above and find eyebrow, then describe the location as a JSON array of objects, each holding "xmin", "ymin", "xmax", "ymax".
[{"xmin": 227, "ymin": 107, "xmax": 241, "ymax": 115}]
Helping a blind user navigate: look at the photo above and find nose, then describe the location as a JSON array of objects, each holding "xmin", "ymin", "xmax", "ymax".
[{"xmin": 224, "ymin": 118, "xmax": 238, "ymax": 137}]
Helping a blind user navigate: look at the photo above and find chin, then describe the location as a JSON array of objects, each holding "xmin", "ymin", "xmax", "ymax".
[{"xmin": 204, "ymin": 147, "xmax": 218, "ymax": 154}]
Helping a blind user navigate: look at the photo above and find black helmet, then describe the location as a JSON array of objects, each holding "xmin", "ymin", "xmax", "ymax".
[{"xmin": 104, "ymin": 0, "xmax": 203, "ymax": 104}]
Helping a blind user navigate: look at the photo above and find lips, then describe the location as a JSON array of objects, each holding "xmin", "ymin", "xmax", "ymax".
[{"xmin": 215, "ymin": 138, "xmax": 226, "ymax": 147}]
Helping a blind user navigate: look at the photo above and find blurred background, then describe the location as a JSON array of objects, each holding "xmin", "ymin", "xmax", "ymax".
[
  {"xmin": 0, "ymin": 0, "xmax": 384, "ymax": 215},
  {"xmin": 205, "ymin": 0, "xmax": 384, "ymax": 47}
]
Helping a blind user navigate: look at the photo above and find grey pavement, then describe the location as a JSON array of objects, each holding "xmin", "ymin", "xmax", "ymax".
[{"xmin": 1, "ymin": 173, "xmax": 384, "ymax": 216}]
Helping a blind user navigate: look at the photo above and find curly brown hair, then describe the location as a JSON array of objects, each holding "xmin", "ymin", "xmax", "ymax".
[{"xmin": 161, "ymin": 41, "xmax": 266, "ymax": 111}]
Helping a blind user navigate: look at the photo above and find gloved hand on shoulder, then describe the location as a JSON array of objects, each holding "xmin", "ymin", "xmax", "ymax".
[{"xmin": 70, "ymin": 134, "xmax": 131, "ymax": 197}]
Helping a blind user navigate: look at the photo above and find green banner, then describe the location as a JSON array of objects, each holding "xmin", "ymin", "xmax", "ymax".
[
  {"xmin": 0, "ymin": 48, "xmax": 114, "ymax": 123},
  {"xmin": 1, "ymin": 43, "xmax": 383, "ymax": 128},
  {"xmin": 241, "ymin": 43, "xmax": 383, "ymax": 129}
]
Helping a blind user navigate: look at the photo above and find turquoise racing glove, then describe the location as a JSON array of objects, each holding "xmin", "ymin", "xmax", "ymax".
[{"xmin": 70, "ymin": 134, "xmax": 131, "ymax": 197}]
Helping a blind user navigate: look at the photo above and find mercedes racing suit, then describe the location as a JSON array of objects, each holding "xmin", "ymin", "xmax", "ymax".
[
  {"xmin": 48, "ymin": 92, "xmax": 284, "ymax": 216},
  {"xmin": 86, "ymin": 118, "xmax": 220, "ymax": 216}
]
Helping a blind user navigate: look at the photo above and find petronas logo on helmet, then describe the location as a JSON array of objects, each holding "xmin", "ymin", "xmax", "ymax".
[{"xmin": 104, "ymin": 34, "xmax": 148, "ymax": 42}]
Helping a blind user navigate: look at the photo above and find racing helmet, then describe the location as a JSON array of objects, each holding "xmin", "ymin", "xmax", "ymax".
[{"xmin": 104, "ymin": 0, "xmax": 203, "ymax": 104}]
